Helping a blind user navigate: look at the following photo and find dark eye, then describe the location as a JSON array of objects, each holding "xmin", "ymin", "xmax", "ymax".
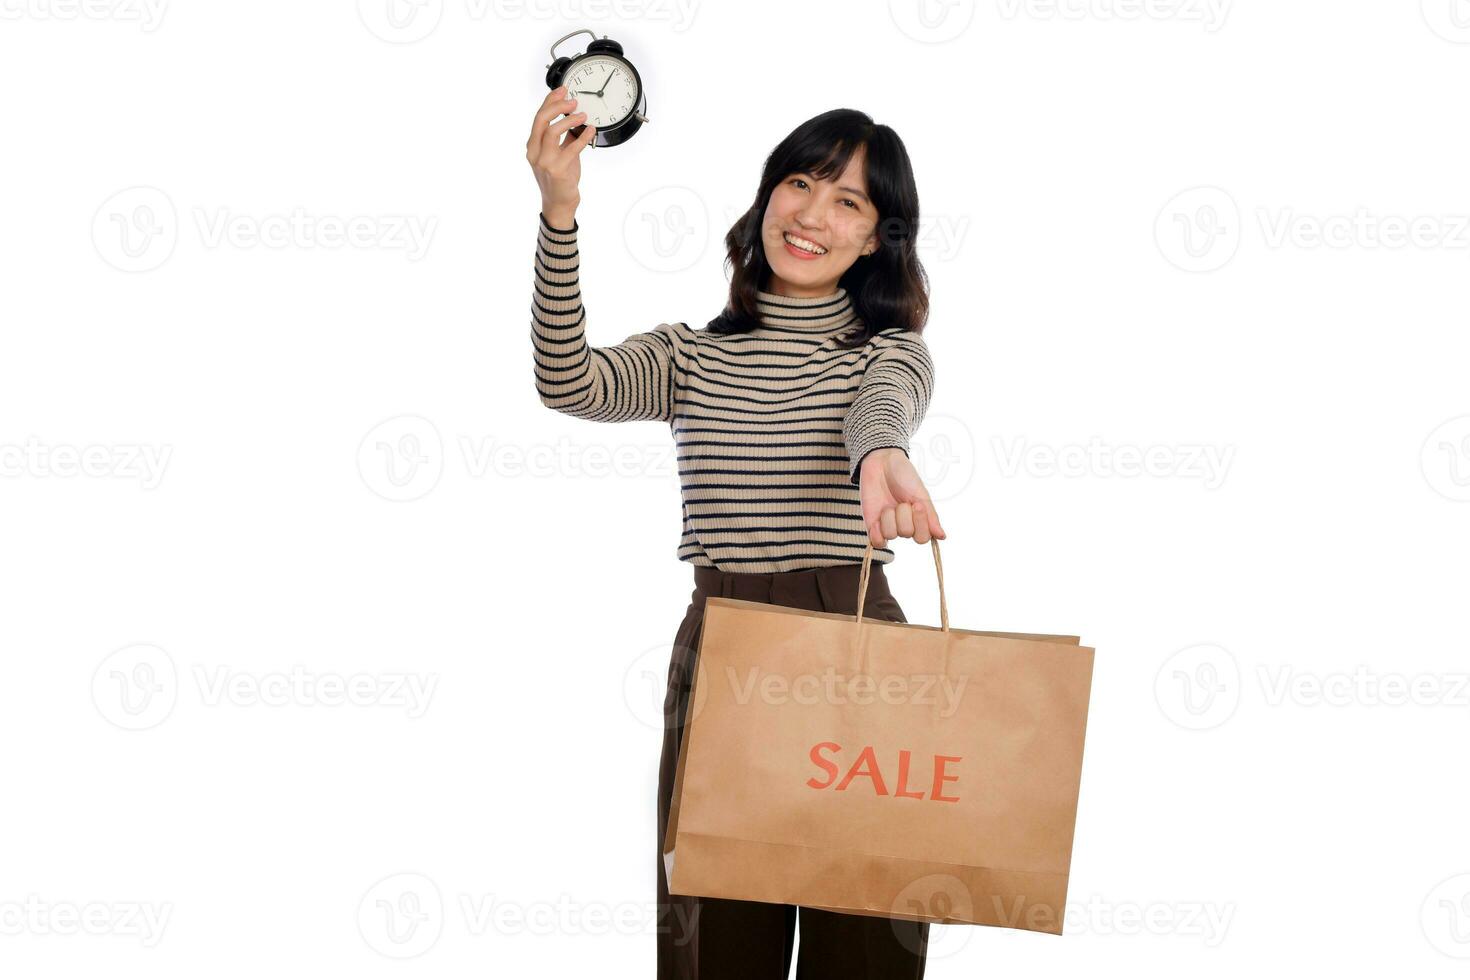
[{"xmin": 790, "ymin": 177, "xmax": 859, "ymax": 209}]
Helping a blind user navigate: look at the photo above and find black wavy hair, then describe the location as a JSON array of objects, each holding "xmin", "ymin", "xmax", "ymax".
[{"xmin": 704, "ymin": 108, "xmax": 929, "ymax": 349}]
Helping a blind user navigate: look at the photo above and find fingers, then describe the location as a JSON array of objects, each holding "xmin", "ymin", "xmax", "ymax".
[
  {"xmin": 528, "ymin": 89, "xmax": 565, "ymax": 153},
  {"xmin": 911, "ymin": 506, "xmax": 932, "ymax": 545},
  {"xmin": 918, "ymin": 498, "xmax": 946, "ymax": 539},
  {"xmin": 894, "ymin": 502, "xmax": 914, "ymax": 540},
  {"xmin": 865, "ymin": 502, "xmax": 892, "ymax": 549},
  {"xmin": 859, "ymin": 459, "xmax": 947, "ymax": 549},
  {"xmin": 527, "ymin": 87, "xmax": 579, "ymax": 160},
  {"xmin": 867, "ymin": 517, "xmax": 887, "ymax": 549},
  {"xmin": 870, "ymin": 499, "xmax": 944, "ymax": 549},
  {"xmin": 576, "ymin": 120, "xmax": 597, "ymax": 150},
  {"xmin": 541, "ymin": 107, "xmax": 588, "ymax": 158}
]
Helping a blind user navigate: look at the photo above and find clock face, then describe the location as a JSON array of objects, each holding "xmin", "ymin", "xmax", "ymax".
[{"xmin": 566, "ymin": 54, "xmax": 638, "ymax": 128}]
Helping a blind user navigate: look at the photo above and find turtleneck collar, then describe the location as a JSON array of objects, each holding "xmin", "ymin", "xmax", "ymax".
[{"xmin": 754, "ymin": 287, "xmax": 859, "ymax": 333}]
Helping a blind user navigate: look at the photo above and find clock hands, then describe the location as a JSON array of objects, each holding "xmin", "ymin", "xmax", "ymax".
[
  {"xmin": 570, "ymin": 69, "xmax": 616, "ymax": 99},
  {"xmin": 595, "ymin": 67, "xmax": 619, "ymax": 99},
  {"xmin": 571, "ymin": 68, "xmax": 626, "ymax": 124}
]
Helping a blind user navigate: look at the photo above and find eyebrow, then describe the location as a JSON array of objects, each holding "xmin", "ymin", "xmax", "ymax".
[{"xmin": 796, "ymin": 171, "xmax": 871, "ymax": 205}]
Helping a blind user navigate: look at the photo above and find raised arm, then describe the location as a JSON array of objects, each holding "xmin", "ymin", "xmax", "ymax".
[
  {"xmin": 842, "ymin": 329, "xmax": 936, "ymax": 486},
  {"xmin": 532, "ymin": 213, "xmax": 682, "ymax": 423}
]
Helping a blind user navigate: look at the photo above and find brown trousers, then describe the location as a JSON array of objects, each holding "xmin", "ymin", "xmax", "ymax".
[{"xmin": 656, "ymin": 559, "xmax": 930, "ymax": 980}]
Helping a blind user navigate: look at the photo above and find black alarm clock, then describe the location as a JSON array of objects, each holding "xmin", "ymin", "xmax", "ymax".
[{"xmin": 544, "ymin": 28, "xmax": 650, "ymax": 149}]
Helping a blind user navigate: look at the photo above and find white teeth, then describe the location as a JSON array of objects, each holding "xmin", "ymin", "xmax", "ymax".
[{"xmin": 784, "ymin": 232, "xmax": 827, "ymax": 255}]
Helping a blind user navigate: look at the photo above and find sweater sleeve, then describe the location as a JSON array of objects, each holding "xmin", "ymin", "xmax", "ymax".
[
  {"xmin": 842, "ymin": 329, "xmax": 936, "ymax": 485},
  {"xmin": 532, "ymin": 212, "xmax": 682, "ymax": 423}
]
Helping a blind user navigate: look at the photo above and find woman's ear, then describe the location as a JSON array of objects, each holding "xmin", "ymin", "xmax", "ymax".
[{"xmin": 861, "ymin": 233, "xmax": 878, "ymax": 257}]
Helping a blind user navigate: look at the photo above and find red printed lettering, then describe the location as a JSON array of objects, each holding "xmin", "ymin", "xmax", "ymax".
[
  {"xmin": 932, "ymin": 755, "xmax": 962, "ymax": 803},
  {"xmin": 806, "ymin": 741, "xmax": 841, "ymax": 789},
  {"xmin": 805, "ymin": 742, "xmax": 960, "ymax": 802}
]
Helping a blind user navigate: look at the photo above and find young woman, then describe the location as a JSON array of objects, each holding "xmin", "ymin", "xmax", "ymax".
[{"xmin": 527, "ymin": 86, "xmax": 945, "ymax": 979}]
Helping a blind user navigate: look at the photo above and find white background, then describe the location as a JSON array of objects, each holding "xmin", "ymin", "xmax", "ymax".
[{"xmin": 3, "ymin": 0, "xmax": 1468, "ymax": 976}]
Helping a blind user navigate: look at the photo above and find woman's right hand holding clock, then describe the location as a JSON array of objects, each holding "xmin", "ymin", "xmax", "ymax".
[{"xmin": 527, "ymin": 85, "xmax": 595, "ymax": 229}]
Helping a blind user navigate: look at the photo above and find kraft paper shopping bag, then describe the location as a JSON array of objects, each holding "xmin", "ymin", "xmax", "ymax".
[{"xmin": 662, "ymin": 539, "xmax": 1094, "ymax": 935}]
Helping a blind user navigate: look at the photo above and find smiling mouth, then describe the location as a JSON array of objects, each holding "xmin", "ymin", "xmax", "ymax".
[{"xmin": 783, "ymin": 231, "xmax": 828, "ymax": 255}]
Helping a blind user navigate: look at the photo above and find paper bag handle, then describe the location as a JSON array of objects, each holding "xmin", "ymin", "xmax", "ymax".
[{"xmin": 855, "ymin": 538, "xmax": 949, "ymax": 632}]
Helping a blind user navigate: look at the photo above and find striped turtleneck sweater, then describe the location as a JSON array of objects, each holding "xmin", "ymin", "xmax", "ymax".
[{"xmin": 531, "ymin": 212, "xmax": 935, "ymax": 573}]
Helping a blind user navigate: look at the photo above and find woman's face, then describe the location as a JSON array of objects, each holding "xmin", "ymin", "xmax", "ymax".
[{"xmin": 761, "ymin": 146, "xmax": 879, "ymax": 298}]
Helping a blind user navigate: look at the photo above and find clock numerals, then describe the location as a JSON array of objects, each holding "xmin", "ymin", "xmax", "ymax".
[{"xmin": 567, "ymin": 53, "xmax": 638, "ymax": 128}]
